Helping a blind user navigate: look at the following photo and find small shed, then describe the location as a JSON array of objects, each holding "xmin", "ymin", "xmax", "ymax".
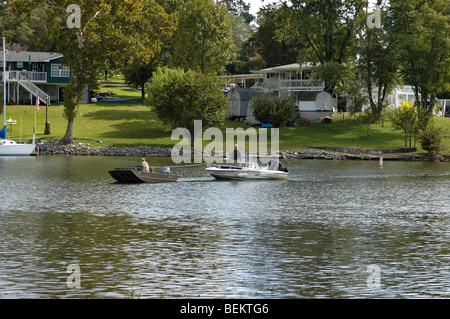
[
  {"xmin": 225, "ymin": 87, "xmax": 255, "ymax": 120},
  {"xmin": 295, "ymin": 91, "xmax": 334, "ymax": 121},
  {"xmin": 246, "ymin": 98, "xmax": 260, "ymax": 125},
  {"xmin": 315, "ymin": 91, "xmax": 333, "ymax": 111}
]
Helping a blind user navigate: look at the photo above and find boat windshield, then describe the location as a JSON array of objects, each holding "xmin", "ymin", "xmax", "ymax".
[{"xmin": 240, "ymin": 156, "xmax": 259, "ymax": 169}]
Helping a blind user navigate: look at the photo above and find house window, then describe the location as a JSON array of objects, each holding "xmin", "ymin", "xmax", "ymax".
[
  {"xmin": 302, "ymin": 71, "xmax": 311, "ymax": 80},
  {"xmin": 17, "ymin": 62, "xmax": 24, "ymax": 69},
  {"xmin": 51, "ymin": 64, "xmax": 70, "ymax": 77}
]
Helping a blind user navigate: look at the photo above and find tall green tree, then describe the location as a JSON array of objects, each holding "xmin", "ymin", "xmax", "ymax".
[
  {"xmin": 390, "ymin": 0, "xmax": 449, "ymax": 113},
  {"xmin": 258, "ymin": 4, "xmax": 301, "ymax": 68},
  {"xmin": 0, "ymin": 0, "xmax": 33, "ymax": 48},
  {"xmin": 122, "ymin": 60, "xmax": 157, "ymax": 102},
  {"xmin": 356, "ymin": 3, "xmax": 402, "ymax": 122},
  {"xmin": 12, "ymin": 0, "xmax": 175, "ymax": 144},
  {"xmin": 170, "ymin": 0, "xmax": 237, "ymax": 75},
  {"xmin": 275, "ymin": 0, "xmax": 365, "ymax": 94}
]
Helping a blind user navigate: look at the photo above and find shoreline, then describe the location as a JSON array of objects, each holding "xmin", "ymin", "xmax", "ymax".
[{"xmin": 36, "ymin": 141, "xmax": 450, "ymax": 162}]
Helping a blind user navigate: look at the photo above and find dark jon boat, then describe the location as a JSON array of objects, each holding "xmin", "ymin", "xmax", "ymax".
[{"xmin": 109, "ymin": 166, "xmax": 180, "ymax": 183}]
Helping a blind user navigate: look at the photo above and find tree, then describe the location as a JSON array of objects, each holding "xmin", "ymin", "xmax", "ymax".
[
  {"xmin": 225, "ymin": 14, "xmax": 261, "ymax": 75},
  {"xmin": 391, "ymin": 101, "xmax": 418, "ymax": 147},
  {"xmin": 0, "ymin": 0, "xmax": 33, "ymax": 48},
  {"xmin": 220, "ymin": 0, "xmax": 254, "ymax": 24},
  {"xmin": 146, "ymin": 68, "xmax": 229, "ymax": 140},
  {"xmin": 275, "ymin": 0, "xmax": 365, "ymax": 94},
  {"xmin": 251, "ymin": 93, "xmax": 295, "ymax": 128},
  {"xmin": 341, "ymin": 72, "xmax": 368, "ymax": 134},
  {"xmin": 359, "ymin": 107, "xmax": 376, "ymax": 137},
  {"xmin": 390, "ymin": 0, "xmax": 449, "ymax": 114},
  {"xmin": 391, "ymin": 101, "xmax": 434, "ymax": 148},
  {"xmin": 356, "ymin": 3, "xmax": 402, "ymax": 122},
  {"xmin": 257, "ymin": 4, "xmax": 301, "ymax": 68},
  {"xmin": 12, "ymin": 0, "xmax": 175, "ymax": 144},
  {"xmin": 122, "ymin": 60, "xmax": 156, "ymax": 102},
  {"xmin": 170, "ymin": 0, "xmax": 237, "ymax": 75}
]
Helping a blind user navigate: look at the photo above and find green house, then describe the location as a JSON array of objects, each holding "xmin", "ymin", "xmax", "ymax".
[{"xmin": 1, "ymin": 51, "xmax": 89, "ymax": 105}]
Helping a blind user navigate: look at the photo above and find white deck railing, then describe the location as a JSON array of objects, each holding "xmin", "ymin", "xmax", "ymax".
[
  {"xmin": 280, "ymin": 80, "xmax": 325, "ymax": 91},
  {"xmin": 252, "ymin": 79, "xmax": 325, "ymax": 92},
  {"xmin": 3, "ymin": 71, "xmax": 47, "ymax": 83}
]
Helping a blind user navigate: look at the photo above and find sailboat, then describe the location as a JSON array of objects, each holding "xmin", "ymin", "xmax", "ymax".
[{"xmin": 0, "ymin": 37, "xmax": 36, "ymax": 156}]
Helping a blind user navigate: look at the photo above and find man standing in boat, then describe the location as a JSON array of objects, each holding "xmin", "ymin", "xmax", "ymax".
[
  {"xmin": 233, "ymin": 144, "xmax": 242, "ymax": 166},
  {"xmin": 141, "ymin": 158, "xmax": 152, "ymax": 172}
]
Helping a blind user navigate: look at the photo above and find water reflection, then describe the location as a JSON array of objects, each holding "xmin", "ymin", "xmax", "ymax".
[{"xmin": 0, "ymin": 156, "xmax": 448, "ymax": 298}]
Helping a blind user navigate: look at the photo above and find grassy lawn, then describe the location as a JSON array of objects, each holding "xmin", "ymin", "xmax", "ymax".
[{"xmin": 3, "ymin": 79, "xmax": 450, "ymax": 155}]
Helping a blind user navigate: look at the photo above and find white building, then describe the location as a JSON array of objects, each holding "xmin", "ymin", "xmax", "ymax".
[
  {"xmin": 224, "ymin": 62, "xmax": 435, "ymax": 124},
  {"xmin": 245, "ymin": 63, "xmax": 333, "ymax": 122}
]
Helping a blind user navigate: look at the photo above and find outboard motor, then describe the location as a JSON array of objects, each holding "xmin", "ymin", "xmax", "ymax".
[
  {"xmin": 160, "ymin": 166, "xmax": 171, "ymax": 174},
  {"xmin": 268, "ymin": 159, "xmax": 288, "ymax": 172},
  {"xmin": 278, "ymin": 162, "xmax": 288, "ymax": 173}
]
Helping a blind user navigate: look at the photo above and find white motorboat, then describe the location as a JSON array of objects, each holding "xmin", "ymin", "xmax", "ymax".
[
  {"xmin": 206, "ymin": 158, "xmax": 289, "ymax": 181},
  {"xmin": 1, "ymin": 37, "xmax": 36, "ymax": 156}
]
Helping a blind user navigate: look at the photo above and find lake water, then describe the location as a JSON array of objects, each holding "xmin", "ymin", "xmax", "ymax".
[{"xmin": 0, "ymin": 156, "xmax": 448, "ymax": 298}]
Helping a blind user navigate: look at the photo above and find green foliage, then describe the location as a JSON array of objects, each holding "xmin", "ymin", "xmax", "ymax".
[
  {"xmin": 420, "ymin": 124, "xmax": 446, "ymax": 159},
  {"xmin": 122, "ymin": 60, "xmax": 156, "ymax": 101},
  {"xmin": 390, "ymin": 0, "xmax": 449, "ymax": 111},
  {"xmin": 0, "ymin": 0, "xmax": 33, "ymax": 48},
  {"xmin": 275, "ymin": 0, "xmax": 364, "ymax": 93},
  {"xmin": 220, "ymin": 0, "xmax": 254, "ymax": 24},
  {"xmin": 146, "ymin": 67, "xmax": 229, "ymax": 135},
  {"xmin": 359, "ymin": 108, "xmax": 376, "ymax": 137},
  {"xmin": 251, "ymin": 94, "xmax": 295, "ymax": 128},
  {"xmin": 342, "ymin": 74, "xmax": 368, "ymax": 115},
  {"xmin": 171, "ymin": 0, "xmax": 237, "ymax": 74},
  {"xmin": 257, "ymin": 4, "xmax": 301, "ymax": 68},
  {"xmin": 11, "ymin": 0, "xmax": 176, "ymax": 144},
  {"xmin": 311, "ymin": 61, "xmax": 354, "ymax": 96},
  {"xmin": 391, "ymin": 102, "xmax": 417, "ymax": 147},
  {"xmin": 357, "ymin": 4, "xmax": 402, "ymax": 122},
  {"xmin": 391, "ymin": 101, "xmax": 434, "ymax": 148},
  {"xmin": 228, "ymin": 53, "xmax": 266, "ymax": 75}
]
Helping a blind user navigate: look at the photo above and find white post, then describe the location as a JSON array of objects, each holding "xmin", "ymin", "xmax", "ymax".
[{"xmin": 33, "ymin": 100, "xmax": 36, "ymax": 145}]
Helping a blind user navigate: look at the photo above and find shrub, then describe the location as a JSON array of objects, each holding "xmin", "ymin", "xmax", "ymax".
[
  {"xmin": 420, "ymin": 124, "xmax": 446, "ymax": 159},
  {"xmin": 251, "ymin": 94, "xmax": 295, "ymax": 127},
  {"xmin": 146, "ymin": 67, "xmax": 228, "ymax": 135}
]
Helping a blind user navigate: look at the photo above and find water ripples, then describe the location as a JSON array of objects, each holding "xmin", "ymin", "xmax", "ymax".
[{"xmin": 0, "ymin": 157, "xmax": 449, "ymax": 298}]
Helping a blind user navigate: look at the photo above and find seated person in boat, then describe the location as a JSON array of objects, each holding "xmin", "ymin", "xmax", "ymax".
[{"xmin": 141, "ymin": 158, "xmax": 153, "ymax": 172}]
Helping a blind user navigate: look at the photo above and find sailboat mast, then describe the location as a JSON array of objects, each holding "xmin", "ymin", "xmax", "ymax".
[{"xmin": 2, "ymin": 37, "xmax": 6, "ymax": 128}]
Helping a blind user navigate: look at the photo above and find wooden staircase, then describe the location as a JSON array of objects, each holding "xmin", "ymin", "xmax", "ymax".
[{"xmin": 17, "ymin": 73, "xmax": 50, "ymax": 105}]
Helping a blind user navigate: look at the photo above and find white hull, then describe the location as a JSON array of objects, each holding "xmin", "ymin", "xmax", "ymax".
[
  {"xmin": 206, "ymin": 166, "xmax": 288, "ymax": 181},
  {"xmin": 0, "ymin": 140, "xmax": 35, "ymax": 156}
]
